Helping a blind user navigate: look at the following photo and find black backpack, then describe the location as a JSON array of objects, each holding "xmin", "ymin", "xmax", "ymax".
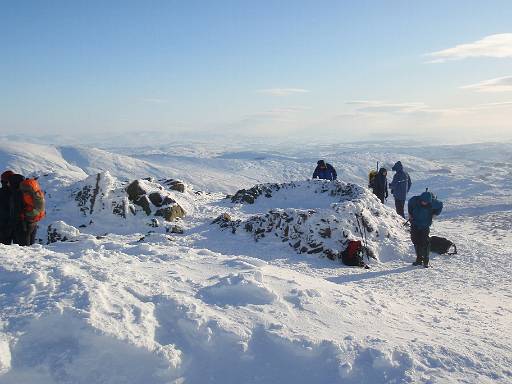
[{"xmin": 430, "ymin": 236, "xmax": 457, "ymax": 255}]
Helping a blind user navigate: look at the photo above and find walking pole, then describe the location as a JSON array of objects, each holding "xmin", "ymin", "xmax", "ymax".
[
  {"xmin": 355, "ymin": 212, "xmax": 371, "ymax": 262},
  {"xmin": 360, "ymin": 214, "xmax": 370, "ymax": 261}
]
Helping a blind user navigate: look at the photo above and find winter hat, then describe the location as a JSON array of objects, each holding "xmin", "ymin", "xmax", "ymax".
[
  {"xmin": 1, "ymin": 170, "xmax": 14, "ymax": 182},
  {"xmin": 392, "ymin": 161, "xmax": 403, "ymax": 171},
  {"xmin": 420, "ymin": 191, "xmax": 433, "ymax": 204},
  {"xmin": 317, "ymin": 160, "xmax": 326, "ymax": 167},
  {"xmin": 7, "ymin": 174, "xmax": 25, "ymax": 189}
]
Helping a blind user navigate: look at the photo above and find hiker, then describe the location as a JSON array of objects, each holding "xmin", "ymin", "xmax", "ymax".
[
  {"xmin": 312, "ymin": 160, "xmax": 337, "ymax": 181},
  {"xmin": 389, "ymin": 161, "xmax": 411, "ymax": 218},
  {"xmin": 408, "ymin": 191, "xmax": 443, "ymax": 267},
  {"xmin": 0, "ymin": 170, "xmax": 14, "ymax": 245},
  {"xmin": 8, "ymin": 173, "xmax": 45, "ymax": 246},
  {"xmin": 372, "ymin": 167, "xmax": 388, "ymax": 204}
]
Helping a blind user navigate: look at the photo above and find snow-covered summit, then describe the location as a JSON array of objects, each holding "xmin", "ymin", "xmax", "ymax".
[
  {"xmin": 217, "ymin": 180, "xmax": 409, "ymax": 263},
  {"xmin": 0, "ymin": 140, "xmax": 511, "ymax": 383}
]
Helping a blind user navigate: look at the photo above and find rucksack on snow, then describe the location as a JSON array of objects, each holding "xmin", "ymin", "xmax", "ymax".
[
  {"xmin": 430, "ymin": 236, "xmax": 457, "ymax": 255},
  {"xmin": 341, "ymin": 240, "xmax": 367, "ymax": 267},
  {"xmin": 20, "ymin": 178, "xmax": 46, "ymax": 223}
]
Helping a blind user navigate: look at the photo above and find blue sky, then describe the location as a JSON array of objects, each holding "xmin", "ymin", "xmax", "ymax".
[{"xmin": 1, "ymin": 1, "xmax": 511, "ymax": 141}]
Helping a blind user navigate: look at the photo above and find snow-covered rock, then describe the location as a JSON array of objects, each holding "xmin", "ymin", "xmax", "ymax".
[
  {"xmin": 47, "ymin": 221, "xmax": 80, "ymax": 243},
  {"xmin": 37, "ymin": 172, "xmax": 190, "ymax": 236},
  {"xmin": 217, "ymin": 180, "xmax": 410, "ymax": 263}
]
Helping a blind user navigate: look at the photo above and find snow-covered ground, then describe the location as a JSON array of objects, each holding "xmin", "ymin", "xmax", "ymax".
[{"xmin": 0, "ymin": 139, "xmax": 511, "ymax": 383}]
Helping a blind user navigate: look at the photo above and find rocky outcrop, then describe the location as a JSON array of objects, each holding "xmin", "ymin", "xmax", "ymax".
[
  {"xmin": 71, "ymin": 173, "xmax": 186, "ymax": 226},
  {"xmin": 125, "ymin": 179, "xmax": 186, "ymax": 222},
  {"xmin": 230, "ymin": 181, "xmax": 364, "ymax": 205},
  {"xmin": 216, "ymin": 180, "xmax": 408, "ymax": 262}
]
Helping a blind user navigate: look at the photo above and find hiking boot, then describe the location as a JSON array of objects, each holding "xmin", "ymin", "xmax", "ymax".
[
  {"xmin": 423, "ymin": 257, "xmax": 429, "ymax": 268},
  {"xmin": 412, "ymin": 257, "xmax": 423, "ymax": 266}
]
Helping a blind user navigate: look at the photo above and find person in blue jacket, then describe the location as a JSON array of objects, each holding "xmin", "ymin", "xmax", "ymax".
[
  {"xmin": 408, "ymin": 191, "xmax": 443, "ymax": 267},
  {"xmin": 389, "ymin": 161, "xmax": 411, "ymax": 218},
  {"xmin": 312, "ymin": 160, "xmax": 337, "ymax": 181}
]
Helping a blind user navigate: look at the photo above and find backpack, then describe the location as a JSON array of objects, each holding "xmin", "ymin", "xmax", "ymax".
[
  {"xmin": 430, "ymin": 236, "xmax": 457, "ymax": 255},
  {"xmin": 341, "ymin": 240, "xmax": 367, "ymax": 267},
  {"xmin": 19, "ymin": 178, "xmax": 46, "ymax": 223},
  {"xmin": 368, "ymin": 170, "xmax": 378, "ymax": 188}
]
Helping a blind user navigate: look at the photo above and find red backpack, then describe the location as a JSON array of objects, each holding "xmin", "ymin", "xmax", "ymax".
[
  {"xmin": 19, "ymin": 178, "xmax": 46, "ymax": 223},
  {"xmin": 341, "ymin": 240, "xmax": 366, "ymax": 267}
]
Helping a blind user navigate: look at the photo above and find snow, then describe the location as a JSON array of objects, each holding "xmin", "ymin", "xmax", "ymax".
[{"xmin": 0, "ymin": 140, "xmax": 511, "ymax": 383}]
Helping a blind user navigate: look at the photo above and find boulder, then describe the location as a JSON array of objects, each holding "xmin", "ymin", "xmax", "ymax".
[
  {"xmin": 161, "ymin": 179, "xmax": 186, "ymax": 193},
  {"xmin": 168, "ymin": 181, "xmax": 185, "ymax": 193},
  {"xmin": 126, "ymin": 180, "xmax": 147, "ymax": 201},
  {"xmin": 155, "ymin": 204, "xmax": 186, "ymax": 222},
  {"xmin": 135, "ymin": 195, "xmax": 152, "ymax": 215},
  {"xmin": 148, "ymin": 192, "xmax": 175, "ymax": 207}
]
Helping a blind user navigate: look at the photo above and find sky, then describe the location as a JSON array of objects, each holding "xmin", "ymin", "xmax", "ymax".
[{"xmin": 1, "ymin": 0, "xmax": 512, "ymax": 143}]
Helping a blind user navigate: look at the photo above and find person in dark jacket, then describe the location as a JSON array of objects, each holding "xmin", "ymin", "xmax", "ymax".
[
  {"xmin": 389, "ymin": 161, "xmax": 412, "ymax": 218},
  {"xmin": 312, "ymin": 160, "xmax": 337, "ymax": 181},
  {"xmin": 408, "ymin": 191, "xmax": 443, "ymax": 268},
  {"xmin": 372, "ymin": 167, "xmax": 388, "ymax": 204},
  {"xmin": 0, "ymin": 170, "xmax": 14, "ymax": 245},
  {"xmin": 8, "ymin": 173, "xmax": 38, "ymax": 246}
]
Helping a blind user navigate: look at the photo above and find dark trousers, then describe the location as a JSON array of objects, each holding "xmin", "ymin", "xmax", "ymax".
[
  {"xmin": 13, "ymin": 222, "xmax": 38, "ymax": 246},
  {"xmin": 374, "ymin": 191, "xmax": 385, "ymax": 204},
  {"xmin": 411, "ymin": 226, "xmax": 430, "ymax": 265},
  {"xmin": 394, "ymin": 199, "xmax": 405, "ymax": 218},
  {"xmin": 0, "ymin": 226, "xmax": 12, "ymax": 245}
]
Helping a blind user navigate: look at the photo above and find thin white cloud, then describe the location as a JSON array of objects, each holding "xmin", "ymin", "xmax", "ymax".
[
  {"xmin": 256, "ymin": 88, "xmax": 310, "ymax": 96},
  {"xmin": 346, "ymin": 100, "xmax": 429, "ymax": 114},
  {"xmin": 346, "ymin": 99, "xmax": 512, "ymax": 118},
  {"xmin": 428, "ymin": 33, "xmax": 512, "ymax": 63},
  {"xmin": 470, "ymin": 101, "xmax": 512, "ymax": 109},
  {"xmin": 461, "ymin": 76, "xmax": 512, "ymax": 92}
]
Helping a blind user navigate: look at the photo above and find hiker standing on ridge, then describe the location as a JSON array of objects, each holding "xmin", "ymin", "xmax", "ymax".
[
  {"xmin": 8, "ymin": 173, "xmax": 45, "ymax": 246},
  {"xmin": 408, "ymin": 191, "xmax": 443, "ymax": 268},
  {"xmin": 0, "ymin": 170, "xmax": 14, "ymax": 245},
  {"xmin": 389, "ymin": 161, "xmax": 411, "ymax": 218},
  {"xmin": 312, "ymin": 160, "xmax": 337, "ymax": 181},
  {"xmin": 372, "ymin": 167, "xmax": 388, "ymax": 204}
]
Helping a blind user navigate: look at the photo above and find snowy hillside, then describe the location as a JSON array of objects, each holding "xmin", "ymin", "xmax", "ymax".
[{"xmin": 0, "ymin": 140, "xmax": 511, "ymax": 383}]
